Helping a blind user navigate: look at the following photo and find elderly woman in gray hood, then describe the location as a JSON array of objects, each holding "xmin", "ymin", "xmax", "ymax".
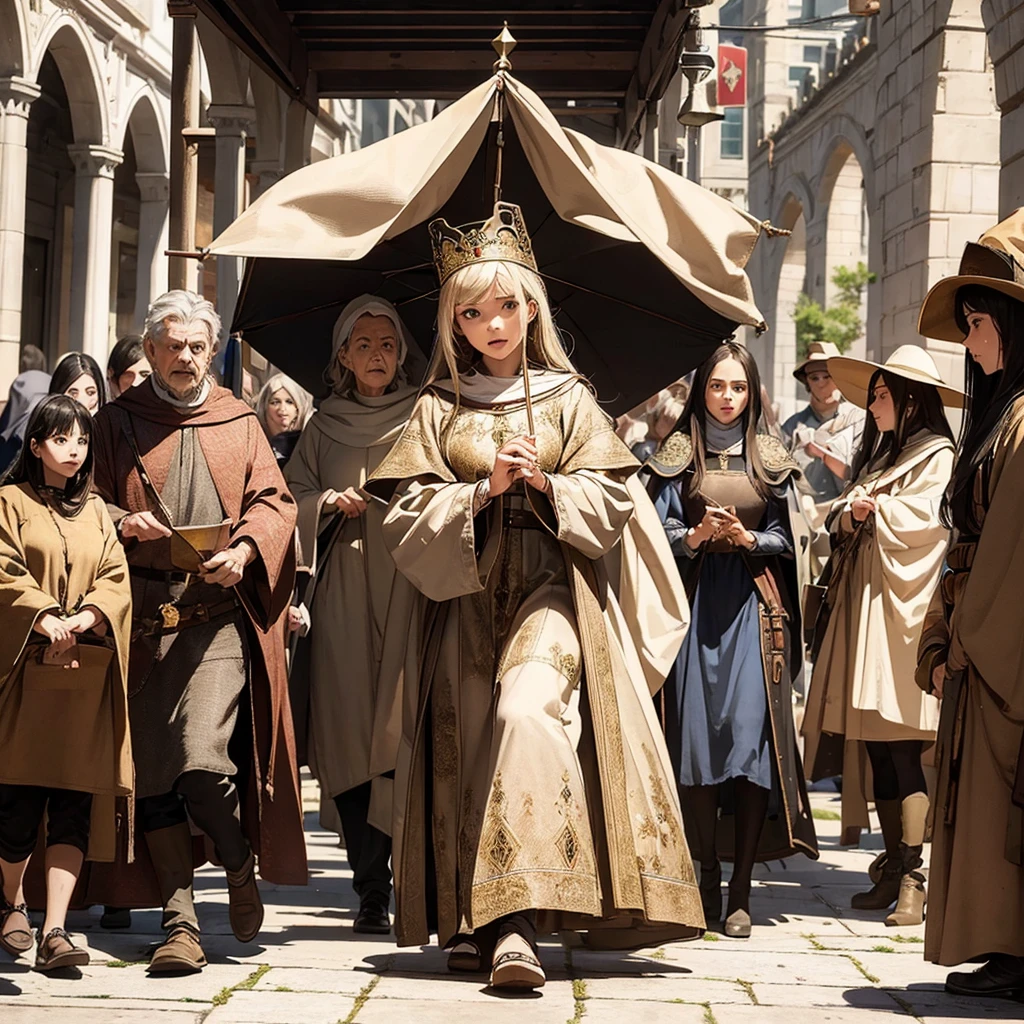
[{"xmin": 285, "ymin": 295, "xmax": 420, "ymax": 935}]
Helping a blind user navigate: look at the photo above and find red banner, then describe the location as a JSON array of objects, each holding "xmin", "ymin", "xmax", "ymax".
[{"xmin": 717, "ymin": 45, "xmax": 748, "ymax": 108}]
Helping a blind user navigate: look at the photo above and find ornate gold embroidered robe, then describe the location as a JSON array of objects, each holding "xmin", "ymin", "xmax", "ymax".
[{"xmin": 366, "ymin": 371, "xmax": 701, "ymax": 949}]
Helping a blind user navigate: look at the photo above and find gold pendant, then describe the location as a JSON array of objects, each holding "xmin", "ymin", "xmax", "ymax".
[
  {"xmin": 718, "ymin": 452, "xmax": 730, "ymax": 471},
  {"xmin": 158, "ymin": 603, "xmax": 180, "ymax": 630}
]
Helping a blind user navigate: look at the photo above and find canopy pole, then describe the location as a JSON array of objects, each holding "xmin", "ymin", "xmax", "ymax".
[{"xmin": 491, "ymin": 24, "xmax": 534, "ymax": 436}]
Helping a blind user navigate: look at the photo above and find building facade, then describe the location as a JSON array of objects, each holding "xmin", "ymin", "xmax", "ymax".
[{"xmin": 0, "ymin": 0, "xmax": 432, "ymax": 399}]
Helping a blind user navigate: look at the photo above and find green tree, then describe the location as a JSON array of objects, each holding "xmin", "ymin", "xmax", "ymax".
[{"xmin": 792, "ymin": 261, "xmax": 876, "ymax": 359}]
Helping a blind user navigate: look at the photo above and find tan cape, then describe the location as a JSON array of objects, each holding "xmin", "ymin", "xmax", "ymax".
[
  {"xmin": 365, "ymin": 372, "xmax": 701, "ymax": 949},
  {"xmin": 0, "ymin": 485, "xmax": 133, "ymax": 861},
  {"xmin": 803, "ymin": 433, "xmax": 951, "ymax": 837},
  {"xmin": 285, "ymin": 386, "xmax": 419, "ymax": 820},
  {"xmin": 916, "ymin": 397, "xmax": 1024, "ymax": 966}
]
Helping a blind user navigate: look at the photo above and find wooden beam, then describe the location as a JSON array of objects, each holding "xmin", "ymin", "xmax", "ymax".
[
  {"xmin": 619, "ymin": 0, "xmax": 688, "ymax": 149},
  {"xmin": 307, "ymin": 49, "xmax": 637, "ymax": 72},
  {"xmin": 190, "ymin": 0, "xmax": 316, "ymax": 111}
]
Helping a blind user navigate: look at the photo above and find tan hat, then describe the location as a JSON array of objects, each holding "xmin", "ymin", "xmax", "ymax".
[
  {"xmin": 793, "ymin": 340, "xmax": 842, "ymax": 381},
  {"xmin": 918, "ymin": 209, "xmax": 1024, "ymax": 342},
  {"xmin": 828, "ymin": 343, "xmax": 964, "ymax": 409}
]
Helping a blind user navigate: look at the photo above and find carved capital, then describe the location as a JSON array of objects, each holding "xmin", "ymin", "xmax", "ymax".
[
  {"xmin": 0, "ymin": 77, "xmax": 42, "ymax": 120},
  {"xmin": 67, "ymin": 144, "xmax": 124, "ymax": 179},
  {"xmin": 207, "ymin": 104, "xmax": 256, "ymax": 138}
]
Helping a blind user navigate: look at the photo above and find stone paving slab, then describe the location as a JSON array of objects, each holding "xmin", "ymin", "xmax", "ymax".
[
  {"xmin": 2, "ymin": 782, "xmax": 1013, "ymax": 1022},
  {"xmin": 203, "ymin": 990, "xmax": 358, "ymax": 1023},
  {"xmin": 583, "ymin": 1002, "xmax": 708, "ymax": 1023}
]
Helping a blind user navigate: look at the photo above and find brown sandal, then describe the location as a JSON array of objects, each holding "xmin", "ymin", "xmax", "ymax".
[
  {"xmin": 0, "ymin": 900, "xmax": 33, "ymax": 957},
  {"xmin": 35, "ymin": 927, "xmax": 89, "ymax": 971}
]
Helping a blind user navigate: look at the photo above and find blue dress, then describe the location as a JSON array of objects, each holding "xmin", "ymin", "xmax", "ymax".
[{"xmin": 654, "ymin": 467, "xmax": 792, "ymax": 791}]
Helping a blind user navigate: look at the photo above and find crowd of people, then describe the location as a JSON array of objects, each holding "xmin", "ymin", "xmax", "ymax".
[{"xmin": 0, "ymin": 204, "xmax": 1021, "ymax": 1002}]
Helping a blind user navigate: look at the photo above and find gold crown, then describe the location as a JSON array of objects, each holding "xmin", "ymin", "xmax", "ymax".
[{"xmin": 428, "ymin": 202, "xmax": 538, "ymax": 285}]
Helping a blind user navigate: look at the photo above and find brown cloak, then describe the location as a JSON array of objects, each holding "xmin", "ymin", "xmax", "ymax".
[{"xmin": 87, "ymin": 379, "xmax": 306, "ymax": 895}]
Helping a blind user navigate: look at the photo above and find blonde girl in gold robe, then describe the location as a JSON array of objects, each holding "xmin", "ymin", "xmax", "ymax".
[
  {"xmin": 366, "ymin": 203, "xmax": 701, "ymax": 991},
  {"xmin": 914, "ymin": 213, "xmax": 1024, "ymax": 998},
  {"xmin": 0, "ymin": 396, "xmax": 132, "ymax": 971},
  {"xmin": 286, "ymin": 295, "xmax": 420, "ymax": 935},
  {"xmin": 802, "ymin": 345, "xmax": 959, "ymax": 927}
]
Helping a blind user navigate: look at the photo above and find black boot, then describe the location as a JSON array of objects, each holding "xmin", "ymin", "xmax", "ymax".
[
  {"xmin": 353, "ymin": 892, "xmax": 391, "ymax": 935},
  {"xmin": 945, "ymin": 955, "xmax": 1024, "ymax": 1001}
]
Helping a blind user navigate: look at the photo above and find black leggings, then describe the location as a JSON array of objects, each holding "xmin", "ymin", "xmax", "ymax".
[
  {"xmin": 865, "ymin": 740, "xmax": 927, "ymax": 802},
  {"xmin": 0, "ymin": 784, "xmax": 92, "ymax": 862}
]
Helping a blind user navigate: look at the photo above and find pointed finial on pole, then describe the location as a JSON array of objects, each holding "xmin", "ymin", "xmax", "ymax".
[{"xmin": 492, "ymin": 23, "xmax": 517, "ymax": 72}]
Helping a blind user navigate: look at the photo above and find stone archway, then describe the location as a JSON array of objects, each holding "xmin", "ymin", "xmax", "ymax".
[
  {"xmin": 119, "ymin": 90, "xmax": 169, "ymax": 330},
  {"xmin": 773, "ymin": 204, "xmax": 808, "ymax": 419},
  {"xmin": 31, "ymin": 18, "xmax": 119, "ymax": 361},
  {"xmin": 0, "ymin": 0, "xmax": 26, "ymax": 76},
  {"xmin": 815, "ymin": 140, "xmax": 871, "ymax": 360}
]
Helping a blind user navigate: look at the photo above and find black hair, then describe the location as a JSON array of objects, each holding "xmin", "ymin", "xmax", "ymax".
[
  {"xmin": 107, "ymin": 335, "xmax": 145, "ymax": 382},
  {"xmin": 942, "ymin": 285, "xmax": 1024, "ymax": 533},
  {"xmin": 674, "ymin": 340, "xmax": 772, "ymax": 499},
  {"xmin": 849, "ymin": 370, "xmax": 954, "ymax": 482},
  {"xmin": 48, "ymin": 352, "xmax": 106, "ymax": 411},
  {"xmin": 2, "ymin": 395, "xmax": 94, "ymax": 517}
]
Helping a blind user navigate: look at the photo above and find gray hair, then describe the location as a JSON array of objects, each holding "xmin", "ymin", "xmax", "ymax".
[
  {"xmin": 144, "ymin": 290, "xmax": 222, "ymax": 349},
  {"xmin": 254, "ymin": 373, "xmax": 313, "ymax": 435}
]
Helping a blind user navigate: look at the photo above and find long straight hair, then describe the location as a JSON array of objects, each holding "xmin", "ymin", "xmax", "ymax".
[
  {"xmin": 675, "ymin": 341, "xmax": 771, "ymax": 498},
  {"xmin": 49, "ymin": 352, "xmax": 107, "ymax": 410},
  {"xmin": 2, "ymin": 395, "xmax": 94, "ymax": 517},
  {"xmin": 848, "ymin": 370, "xmax": 953, "ymax": 482},
  {"xmin": 942, "ymin": 285, "xmax": 1024, "ymax": 533},
  {"xmin": 428, "ymin": 259, "xmax": 584, "ymax": 458}
]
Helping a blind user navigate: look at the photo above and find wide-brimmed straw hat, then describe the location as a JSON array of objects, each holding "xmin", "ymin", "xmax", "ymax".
[
  {"xmin": 828, "ymin": 344, "xmax": 964, "ymax": 409},
  {"xmin": 793, "ymin": 341, "xmax": 842, "ymax": 381},
  {"xmin": 918, "ymin": 209, "xmax": 1024, "ymax": 342}
]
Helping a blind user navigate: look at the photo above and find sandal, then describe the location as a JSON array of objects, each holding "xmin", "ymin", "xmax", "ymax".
[
  {"xmin": 489, "ymin": 949, "xmax": 546, "ymax": 990},
  {"xmin": 35, "ymin": 927, "xmax": 89, "ymax": 971},
  {"xmin": 447, "ymin": 940, "xmax": 482, "ymax": 973},
  {"xmin": 0, "ymin": 900, "xmax": 33, "ymax": 957}
]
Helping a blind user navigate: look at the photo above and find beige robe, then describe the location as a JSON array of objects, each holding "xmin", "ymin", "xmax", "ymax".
[
  {"xmin": 916, "ymin": 398, "xmax": 1024, "ymax": 966},
  {"xmin": 803, "ymin": 433, "xmax": 951, "ymax": 835},
  {"xmin": 0, "ymin": 485, "xmax": 133, "ymax": 861},
  {"xmin": 366, "ymin": 372, "xmax": 701, "ymax": 950},
  {"xmin": 286, "ymin": 387, "xmax": 418, "ymax": 811}
]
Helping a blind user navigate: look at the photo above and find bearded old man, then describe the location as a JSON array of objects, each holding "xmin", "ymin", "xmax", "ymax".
[{"xmin": 89, "ymin": 290, "xmax": 305, "ymax": 973}]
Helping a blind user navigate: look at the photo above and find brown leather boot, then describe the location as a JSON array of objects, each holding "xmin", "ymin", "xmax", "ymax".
[
  {"xmin": 852, "ymin": 797, "xmax": 902, "ymax": 909},
  {"xmin": 225, "ymin": 850, "xmax": 264, "ymax": 944},
  {"xmin": 148, "ymin": 924, "xmax": 207, "ymax": 973}
]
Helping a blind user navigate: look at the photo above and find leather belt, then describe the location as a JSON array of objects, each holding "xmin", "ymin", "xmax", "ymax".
[
  {"xmin": 130, "ymin": 565, "xmax": 193, "ymax": 584},
  {"xmin": 503, "ymin": 508, "xmax": 545, "ymax": 531},
  {"xmin": 132, "ymin": 596, "xmax": 239, "ymax": 641}
]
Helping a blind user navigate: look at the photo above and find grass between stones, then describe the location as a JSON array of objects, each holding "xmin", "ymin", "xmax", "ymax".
[
  {"xmin": 871, "ymin": 944, "xmax": 896, "ymax": 953},
  {"xmin": 735, "ymin": 978, "xmax": 758, "ymax": 1005},
  {"xmin": 567, "ymin": 978, "xmax": 588, "ymax": 1023},
  {"xmin": 888, "ymin": 991, "xmax": 926, "ymax": 1023},
  {"xmin": 845, "ymin": 955, "xmax": 880, "ymax": 984},
  {"xmin": 702, "ymin": 1002, "xmax": 718, "ymax": 1024},
  {"xmin": 211, "ymin": 963, "xmax": 272, "ymax": 1007},
  {"xmin": 341, "ymin": 972, "xmax": 382, "ymax": 1024}
]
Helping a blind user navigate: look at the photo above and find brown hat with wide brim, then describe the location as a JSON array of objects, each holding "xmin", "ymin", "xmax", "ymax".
[
  {"xmin": 793, "ymin": 340, "xmax": 842, "ymax": 381},
  {"xmin": 918, "ymin": 209, "xmax": 1024, "ymax": 342},
  {"xmin": 828, "ymin": 343, "xmax": 964, "ymax": 409}
]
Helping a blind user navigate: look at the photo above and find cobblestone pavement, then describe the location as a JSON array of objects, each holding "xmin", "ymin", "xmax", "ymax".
[{"xmin": 0, "ymin": 778, "xmax": 1016, "ymax": 1023}]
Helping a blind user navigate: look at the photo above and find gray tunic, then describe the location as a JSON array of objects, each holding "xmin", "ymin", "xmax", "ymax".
[{"xmin": 130, "ymin": 428, "xmax": 247, "ymax": 799}]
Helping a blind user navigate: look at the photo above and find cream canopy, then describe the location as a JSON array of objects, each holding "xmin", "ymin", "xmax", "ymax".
[{"xmin": 207, "ymin": 73, "xmax": 771, "ymax": 412}]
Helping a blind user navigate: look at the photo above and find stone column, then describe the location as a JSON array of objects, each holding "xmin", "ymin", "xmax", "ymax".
[
  {"xmin": 249, "ymin": 158, "xmax": 283, "ymax": 201},
  {"xmin": 207, "ymin": 105, "xmax": 254, "ymax": 348},
  {"xmin": 0, "ymin": 76, "xmax": 41, "ymax": 394},
  {"xmin": 134, "ymin": 171, "xmax": 170, "ymax": 328},
  {"xmin": 67, "ymin": 144, "xmax": 123, "ymax": 363}
]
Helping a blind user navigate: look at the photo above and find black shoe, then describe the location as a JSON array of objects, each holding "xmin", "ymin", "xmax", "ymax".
[
  {"xmin": 945, "ymin": 955, "xmax": 1024, "ymax": 1001},
  {"xmin": 353, "ymin": 895, "xmax": 391, "ymax": 935},
  {"xmin": 100, "ymin": 906, "xmax": 132, "ymax": 930}
]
